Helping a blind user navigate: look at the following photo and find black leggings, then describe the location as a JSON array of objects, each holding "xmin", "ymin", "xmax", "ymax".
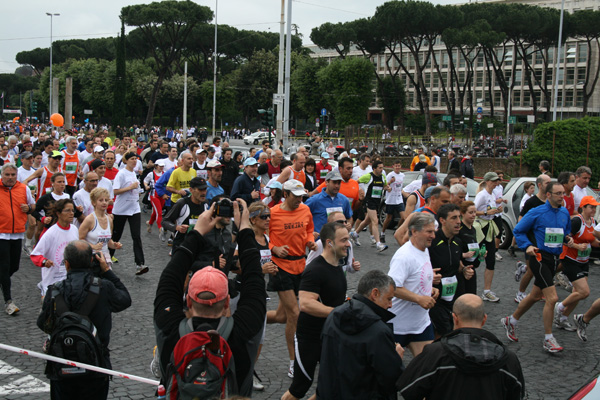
[
  {"xmin": 289, "ymin": 333, "xmax": 322, "ymax": 399},
  {"xmin": 110, "ymin": 213, "xmax": 145, "ymax": 265},
  {"xmin": 0, "ymin": 239, "xmax": 21, "ymax": 302}
]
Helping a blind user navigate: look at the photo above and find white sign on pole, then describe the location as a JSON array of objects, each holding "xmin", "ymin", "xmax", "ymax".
[
  {"xmin": 527, "ymin": 115, "xmax": 535, "ymax": 123},
  {"xmin": 84, "ymin": 109, "xmax": 93, "ymax": 115},
  {"xmin": 2, "ymin": 109, "xmax": 21, "ymax": 114},
  {"xmin": 487, "ymin": 123, "xmax": 494, "ymax": 128}
]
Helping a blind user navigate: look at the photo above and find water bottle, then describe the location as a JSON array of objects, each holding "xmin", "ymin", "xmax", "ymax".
[
  {"xmin": 479, "ymin": 244, "xmax": 486, "ymax": 262},
  {"xmin": 157, "ymin": 385, "xmax": 166, "ymax": 399}
]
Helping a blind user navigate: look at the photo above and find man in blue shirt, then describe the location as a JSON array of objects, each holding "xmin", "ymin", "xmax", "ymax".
[
  {"xmin": 305, "ymin": 170, "xmax": 352, "ymax": 234},
  {"xmin": 206, "ymin": 160, "xmax": 225, "ymax": 203},
  {"xmin": 501, "ymin": 181, "xmax": 574, "ymax": 353},
  {"xmin": 231, "ymin": 158, "xmax": 261, "ymax": 204}
]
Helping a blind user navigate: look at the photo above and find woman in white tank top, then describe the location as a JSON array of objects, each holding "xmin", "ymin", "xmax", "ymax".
[{"xmin": 79, "ymin": 187, "xmax": 122, "ymax": 267}]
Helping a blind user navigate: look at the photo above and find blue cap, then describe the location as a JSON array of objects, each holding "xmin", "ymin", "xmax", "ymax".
[
  {"xmin": 321, "ymin": 152, "xmax": 330, "ymax": 159},
  {"xmin": 244, "ymin": 157, "xmax": 258, "ymax": 167},
  {"xmin": 350, "ymin": 149, "xmax": 358, "ymax": 155}
]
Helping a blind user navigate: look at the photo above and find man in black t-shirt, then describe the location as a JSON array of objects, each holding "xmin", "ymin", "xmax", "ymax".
[
  {"xmin": 514, "ymin": 174, "xmax": 551, "ymax": 303},
  {"xmin": 281, "ymin": 222, "xmax": 349, "ymax": 400}
]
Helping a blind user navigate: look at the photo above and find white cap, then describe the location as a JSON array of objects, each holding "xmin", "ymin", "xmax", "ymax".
[
  {"xmin": 283, "ymin": 179, "xmax": 307, "ymax": 196},
  {"xmin": 94, "ymin": 145, "xmax": 105, "ymax": 153},
  {"xmin": 156, "ymin": 159, "xmax": 167, "ymax": 167}
]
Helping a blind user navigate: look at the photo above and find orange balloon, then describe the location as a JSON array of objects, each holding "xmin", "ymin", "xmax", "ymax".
[
  {"xmin": 50, "ymin": 113, "xmax": 64, "ymax": 127},
  {"xmin": 12, "ymin": 117, "xmax": 18, "ymax": 123},
  {"xmin": 72, "ymin": 116, "xmax": 75, "ymax": 119}
]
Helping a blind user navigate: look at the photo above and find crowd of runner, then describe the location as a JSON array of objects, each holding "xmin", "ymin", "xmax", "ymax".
[{"xmin": 1, "ymin": 122, "xmax": 599, "ymax": 399}]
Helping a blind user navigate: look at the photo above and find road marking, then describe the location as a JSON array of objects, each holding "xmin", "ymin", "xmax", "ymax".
[{"xmin": 0, "ymin": 359, "xmax": 49, "ymax": 395}]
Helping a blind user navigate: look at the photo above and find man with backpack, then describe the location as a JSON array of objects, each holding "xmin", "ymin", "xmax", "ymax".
[
  {"xmin": 36, "ymin": 240, "xmax": 132, "ymax": 400},
  {"xmin": 154, "ymin": 199, "xmax": 266, "ymax": 398}
]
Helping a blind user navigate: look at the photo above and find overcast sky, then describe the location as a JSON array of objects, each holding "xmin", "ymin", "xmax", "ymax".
[{"xmin": 0, "ymin": 0, "xmax": 460, "ymax": 74}]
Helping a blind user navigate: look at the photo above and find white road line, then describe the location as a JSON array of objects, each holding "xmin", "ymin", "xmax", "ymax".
[{"xmin": 0, "ymin": 359, "xmax": 49, "ymax": 395}]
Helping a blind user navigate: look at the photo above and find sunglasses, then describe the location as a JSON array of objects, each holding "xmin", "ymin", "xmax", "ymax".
[
  {"xmin": 334, "ymin": 220, "xmax": 347, "ymax": 224},
  {"xmin": 258, "ymin": 214, "xmax": 271, "ymax": 220}
]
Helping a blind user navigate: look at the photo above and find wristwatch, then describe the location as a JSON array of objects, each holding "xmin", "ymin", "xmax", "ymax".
[{"xmin": 484, "ymin": 210, "xmax": 488, "ymax": 216}]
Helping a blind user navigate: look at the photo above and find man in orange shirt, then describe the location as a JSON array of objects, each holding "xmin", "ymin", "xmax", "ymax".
[
  {"xmin": 409, "ymin": 148, "xmax": 431, "ymax": 171},
  {"xmin": 311, "ymin": 157, "xmax": 364, "ymax": 211},
  {"xmin": 267, "ymin": 179, "xmax": 316, "ymax": 378},
  {"xmin": 61, "ymin": 136, "xmax": 80, "ymax": 197}
]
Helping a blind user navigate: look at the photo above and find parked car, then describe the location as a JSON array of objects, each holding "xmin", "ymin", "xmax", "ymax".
[
  {"xmin": 243, "ymin": 131, "xmax": 271, "ymax": 145},
  {"xmin": 498, "ymin": 177, "xmax": 599, "ymax": 249},
  {"xmin": 378, "ymin": 172, "xmax": 479, "ymax": 228},
  {"xmin": 569, "ymin": 373, "xmax": 600, "ymax": 399}
]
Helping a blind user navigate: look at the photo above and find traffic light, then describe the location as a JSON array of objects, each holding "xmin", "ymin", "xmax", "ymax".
[
  {"xmin": 31, "ymin": 101, "xmax": 38, "ymax": 113},
  {"xmin": 322, "ymin": 114, "xmax": 328, "ymax": 126},
  {"xmin": 258, "ymin": 108, "xmax": 274, "ymax": 127}
]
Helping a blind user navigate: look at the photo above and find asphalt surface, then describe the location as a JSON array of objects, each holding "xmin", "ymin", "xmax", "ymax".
[{"xmin": 0, "ymin": 141, "xmax": 598, "ymax": 399}]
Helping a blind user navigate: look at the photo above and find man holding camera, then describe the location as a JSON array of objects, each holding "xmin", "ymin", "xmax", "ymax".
[
  {"xmin": 37, "ymin": 241, "xmax": 131, "ymax": 399},
  {"xmin": 162, "ymin": 177, "xmax": 209, "ymax": 253}
]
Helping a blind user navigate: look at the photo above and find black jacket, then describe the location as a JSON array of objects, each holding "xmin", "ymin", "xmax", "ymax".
[
  {"xmin": 230, "ymin": 172, "xmax": 260, "ymax": 204},
  {"xmin": 220, "ymin": 158, "xmax": 240, "ymax": 193},
  {"xmin": 397, "ymin": 327, "xmax": 525, "ymax": 400},
  {"xmin": 316, "ymin": 294, "xmax": 404, "ymax": 400},
  {"xmin": 448, "ymin": 157, "xmax": 460, "ymax": 173},
  {"xmin": 153, "ymin": 228, "xmax": 266, "ymax": 396},
  {"xmin": 460, "ymin": 157, "xmax": 475, "ymax": 179},
  {"xmin": 37, "ymin": 269, "xmax": 132, "ymax": 372}
]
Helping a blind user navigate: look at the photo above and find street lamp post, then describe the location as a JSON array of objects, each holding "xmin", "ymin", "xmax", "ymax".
[
  {"xmin": 211, "ymin": 0, "xmax": 218, "ymax": 139},
  {"xmin": 46, "ymin": 12, "xmax": 59, "ymax": 119}
]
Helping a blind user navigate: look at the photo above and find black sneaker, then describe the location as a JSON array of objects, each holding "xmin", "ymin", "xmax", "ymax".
[
  {"xmin": 508, "ymin": 246, "xmax": 516, "ymax": 257},
  {"xmin": 380, "ymin": 235, "xmax": 386, "ymax": 244}
]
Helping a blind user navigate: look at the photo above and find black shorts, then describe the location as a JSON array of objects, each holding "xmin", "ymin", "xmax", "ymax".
[
  {"xmin": 366, "ymin": 199, "xmax": 380, "ymax": 211},
  {"xmin": 394, "ymin": 324, "xmax": 434, "ymax": 347},
  {"xmin": 386, "ymin": 203, "xmax": 405, "ymax": 216},
  {"xmin": 267, "ymin": 266, "xmax": 302, "ymax": 294},
  {"xmin": 429, "ymin": 300, "xmax": 454, "ymax": 336},
  {"xmin": 562, "ymin": 257, "xmax": 589, "ymax": 282},
  {"xmin": 353, "ymin": 204, "xmax": 366, "ymax": 221},
  {"xmin": 530, "ymin": 251, "xmax": 559, "ymax": 289}
]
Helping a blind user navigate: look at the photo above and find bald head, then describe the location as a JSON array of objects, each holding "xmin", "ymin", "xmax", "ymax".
[
  {"xmin": 537, "ymin": 173, "xmax": 551, "ymax": 194},
  {"xmin": 452, "ymin": 294, "xmax": 486, "ymax": 328}
]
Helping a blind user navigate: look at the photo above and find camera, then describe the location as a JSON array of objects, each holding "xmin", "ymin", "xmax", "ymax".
[{"xmin": 214, "ymin": 198, "xmax": 235, "ymax": 218}]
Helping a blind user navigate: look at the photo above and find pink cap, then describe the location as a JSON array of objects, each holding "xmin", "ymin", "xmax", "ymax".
[{"xmin": 186, "ymin": 267, "xmax": 229, "ymax": 308}]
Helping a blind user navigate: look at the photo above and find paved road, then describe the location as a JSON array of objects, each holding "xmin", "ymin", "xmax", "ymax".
[{"xmin": 1, "ymin": 178, "xmax": 599, "ymax": 398}]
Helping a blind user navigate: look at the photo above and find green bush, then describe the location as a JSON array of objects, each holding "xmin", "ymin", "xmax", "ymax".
[{"xmin": 522, "ymin": 117, "xmax": 600, "ymax": 183}]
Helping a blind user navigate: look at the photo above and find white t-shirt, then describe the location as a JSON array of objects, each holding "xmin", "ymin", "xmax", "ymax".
[
  {"xmin": 474, "ymin": 189, "xmax": 496, "ymax": 221},
  {"xmin": 386, "ymin": 171, "xmax": 405, "ymax": 205},
  {"xmin": 352, "ymin": 165, "xmax": 372, "ymax": 183},
  {"xmin": 32, "ymin": 223, "xmax": 79, "ymax": 296},
  {"xmin": 164, "ymin": 158, "xmax": 177, "ymax": 171},
  {"xmin": 431, "ymin": 155, "xmax": 441, "ymax": 172},
  {"xmin": 17, "ymin": 166, "xmax": 35, "ymax": 185},
  {"xmin": 99, "ymin": 177, "xmax": 114, "ymax": 199},
  {"xmin": 113, "ymin": 169, "xmax": 141, "ymax": 215},
  {"xmin": 520, "ymin": 193, "xmax": 532, "ymax": 211},
  {"xmin": 492, "ymin": 184, "xmax": 504, "ymax": 201},
  {"xmin": 573, "ymin": 184, "xmax": 588, "ymax": 210},
  {"xmin": 73, "ymin": 189, "xmax": 94, "ymax": 224},
  {"xmin": 388, "ymin": 240, "xmax": 433, "ymax": 335},
  {"xmin": 79, "ymin": 149, "xmax": 92, "ymax": 162}
]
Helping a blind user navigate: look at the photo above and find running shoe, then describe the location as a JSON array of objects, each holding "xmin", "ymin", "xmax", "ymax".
[
  {"xmin": 501, "ymin": 316, "xmax": 518, "ymax": 342},
  {"xmin": 5, "ymin": 300, "xmax": 19, "ymax": 315},
  {"xmin": 350, "ymin": 231, "xmax": 361, "ymax": 247},
  {"xmin": 495, "ymin": 252, "xmax": 503, "ymax": 261},
  {"xmin": 380, "ymin": 234, "xmax": 386, "ymax": 244},
  {"xmin": 553, "ymin": 303, "xmax": 563, "ymax": 325},
  {"xmin": 253, "ymin": 376, "xmax": 265, "ymax": 391},
  {"xmin": 507, "ymin": 246, "xmax": 517, "ymax": 257},
  {"xmin": 288, "ymin": 363, "xmax": 294, "ymax": 379},
  {"xmin": 167, "ymin": 238, "xmax": 173, "ymax": 247},
  {"xmin": 554, "ymin": 272, "xmax": 573, "ymax": 292},
  {"xmin": 146, "ymin": 221, "xmax": 152, "ymax": 233},
  {"xmin": 514, "ymin": 261, "xmax": 527, "ymax": 282},
  {"xmin": 376, "ymin": 243, "xmax": 389, "ymax": 252},
  {"xmin": 543, "ymin": 337, "xmax": 564, "ymax": 353},
  {"xmin": 135, "ymin": 265, "xmax": 149, "ymax": 275},
  {"xmin": 514, "ymin": 292, "xmax": 527, "ymax": 303},
  {"xmin": 574, "ymin": 314, "xmax": 588, "ymax": 342},
  {"xmin": 111, "ymin": 256, "xmax": 119, "ymax": 263},
  {"xmin": 159, "ymin": 227, "xmax": 166, "ymax": 242},
  {"xmin": 555, "ymin": 319, "xmax": 576, "ymax": 332},
  {"xmin": 594, "ymin": 259, "xmax": 600, "ymax": 265},
  {"xmin": 481, "ymin": 291, "xmax": 500, "ymax": 302},
  {"xmin": 22, "ymin": 245, "xmax": 31, "ymax": 256},
  {"xmin": 370, "ymin": 236, "xmax": 377, "ymax": 246}
]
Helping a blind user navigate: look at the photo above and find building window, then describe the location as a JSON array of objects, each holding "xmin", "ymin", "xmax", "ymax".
[
  {"xmin": 578, "ymin": 43, "xmax": 588, "ymax": 63},
  {"xmin": 514, "ymin": 90, "xmax": 521, "ymax": 106},
  {"xmin": 578, "ymin": 68, "xmax": 586, "ymax": 83},
  {"xmin": 494, "ymin": 92, "xmax": 502, "ymax": 107},
  {"xmin": 432, "ymin": 91, "xmax": 439, "ymax": 106}
]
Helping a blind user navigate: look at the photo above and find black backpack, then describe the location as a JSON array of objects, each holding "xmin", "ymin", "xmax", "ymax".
[{"xmin": 46, "ymin": 277, "xmax": 106, "ymax": 379}]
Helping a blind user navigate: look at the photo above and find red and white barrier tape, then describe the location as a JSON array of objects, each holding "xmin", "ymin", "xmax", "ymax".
[{"xmin": 0, "ymin": 343, "xmax": 160, "ymax": 386}]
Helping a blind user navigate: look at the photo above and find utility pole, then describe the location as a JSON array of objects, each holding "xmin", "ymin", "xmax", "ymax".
[
  {"xmin": 276, "ymin": 0, "xmax": 285, "ymax": 150},
  {"xmin": 282, "ymin": 0, "xmax": 292, "ymax": 145}
]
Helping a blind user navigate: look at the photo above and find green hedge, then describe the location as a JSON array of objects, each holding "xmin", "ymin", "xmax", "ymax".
[{"xmin": 523, "ymin": 117, "xmax": 600, "ymax": 184}]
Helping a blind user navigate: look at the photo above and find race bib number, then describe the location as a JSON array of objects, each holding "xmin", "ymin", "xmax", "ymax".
[
  {"xmin": 371, "ymin": 186, "xmax": 383, "ymax": 199},
  {"xmin": 440, "ymin": 276, "xmax": 458, "ymax": 302},
  {"xmin": 187, "ymin": 218, "xmax": 198, "ymax": 233},
  {"xmin": 577, "ymin": 243, "xmax": 592, "ymax": 262},
  {"xmin": 260, "ymin": 249, "xmax": 272, "ymax": 266},
  {"xmin": 65, "ymin": 162, "xmax": 77, "ymax": 174},
  {"xmin": 326, "ymin": 207, "xmax": 343, "ymax": 217},
  {"xmin": 320, "ymin": 169, "xmax": 328, "ymax": 179},
  {"xmin": 466, "ymin": 242, "xmax": 479, "ymax": 262},
  {"xmin": 197, "ymin": 170, "xmax": 207, "ymax": 179},
  {"xmin": 544, "ymin": 227, "xmax": 564, "ymax": 248}
]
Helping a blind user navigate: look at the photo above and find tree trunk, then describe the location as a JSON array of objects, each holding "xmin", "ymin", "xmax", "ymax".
[{"xmin": 145, "ymin": 72, "xmax": 166, "ymax": 129}]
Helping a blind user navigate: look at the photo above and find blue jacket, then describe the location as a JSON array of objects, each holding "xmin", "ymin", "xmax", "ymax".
[
  {"xmin": 305, "ymin": 188, "xmax": 352, "ymax": 233},
  {"xmin": 231, "ymin": 172, "xmax": 260, "ymax": 204},
  {"xmin": 155, "ymin": 167, "xmax": 175, "ymax": 206},
  {"xmin": 513, "ymin": 201, "xmax": 571, "ymax": 255}
]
